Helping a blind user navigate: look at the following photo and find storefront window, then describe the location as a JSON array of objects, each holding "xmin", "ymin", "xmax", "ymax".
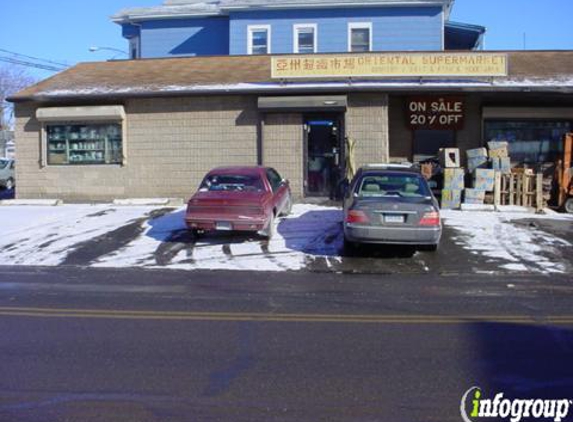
[
  {"xmin": 484, "ymin": 120, "xmax": 571, "ymax": 164},
  {"xmin": 46, "ymin": 123, "xmax": 122, "ymax": 165}
]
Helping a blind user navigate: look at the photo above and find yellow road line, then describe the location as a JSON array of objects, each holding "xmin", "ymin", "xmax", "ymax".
[{"xmin": 0, "ymin": 307, "xmax": 572, "ymax": 324}]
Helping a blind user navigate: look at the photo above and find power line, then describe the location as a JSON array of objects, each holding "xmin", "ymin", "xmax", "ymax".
[
  {"xmin": 0, "ymin": 56, "xmax": 65, "ymax": 72},
  {"xmin": 0, "ymin": 48, "xmax": 70, "ymax": 68}
]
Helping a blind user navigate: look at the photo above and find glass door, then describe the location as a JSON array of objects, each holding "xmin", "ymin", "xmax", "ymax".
[{"xmin": 304, "ymin": 114, "xmax": 343, "ymax": 198}]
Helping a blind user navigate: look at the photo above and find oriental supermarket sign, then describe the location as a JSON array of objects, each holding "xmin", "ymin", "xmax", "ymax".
[{"xmin": 271, "ymin": 53, "xmax": 508, "ymax": 78}]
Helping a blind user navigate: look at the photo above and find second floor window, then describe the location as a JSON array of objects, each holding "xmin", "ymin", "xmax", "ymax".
[
  {"xmin": 248, "ymin": 25, "xmax": 271, "ymax": 55},
  {"xmin": 349, "ymin": 23, "xmax": 372, "ymax": 52},
  {"xmin": 294, "ymin": 24, "xmax": 317, "ymax": 54}
]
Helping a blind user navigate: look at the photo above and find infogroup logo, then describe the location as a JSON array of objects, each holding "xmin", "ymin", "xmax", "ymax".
[{"xmin": 460, "ymin": 387, "xmax": 572, "ymax": 422}]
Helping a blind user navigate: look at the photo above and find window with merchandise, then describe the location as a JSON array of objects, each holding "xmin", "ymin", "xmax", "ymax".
[{"xmin": 46, "ymin": 123, "xmax": 122, "ymax": 165}]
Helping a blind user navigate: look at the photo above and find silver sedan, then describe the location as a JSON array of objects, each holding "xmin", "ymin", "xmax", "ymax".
[{"xmin": 343, "ymin": 165, "xmax": 442, "ymax": 251}]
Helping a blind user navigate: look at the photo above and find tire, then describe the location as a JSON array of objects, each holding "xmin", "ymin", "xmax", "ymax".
[
  {"xmin": 343, "ymin": 236, "xmax": 359, "ymax": 255},
  {"xmin": 5, "ymin": 178, "xmax": 14, "ymax": 191},
  {"xmin": 191, "ymin": 229, "xmax": 204, "ymax": 239},
  {"xmin": 261, "ymin": 214, "xmax": 276, "ymax": 240},
  {"xmin": 565, "ymin": 197, "xmax": 573, "ymax": 214},
  {"xmin": 280, "ymin": 195, "xmax": 292, "ymax": 217},
  {"xmin": 420, "ymin": 243, "xmax": 439, "ymax": 252}
]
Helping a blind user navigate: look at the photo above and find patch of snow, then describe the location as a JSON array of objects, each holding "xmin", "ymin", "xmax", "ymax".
[
  {"xmin": 0, "ymin": 205, "xmax": 158, "ymax": 266},
  {"xmin": 94, "ymin": 204, "xmax": 342, "ymax": 272},
  {"xmin": 0, "ymin": 199, "xmax": 62, "ymax": 206},
  {"xmin": 113, "ymin": 198, "xmax": 171, "ymax": 206},
  {"xmin": 38, "ymin": 77, "xmax": 573, "ymax": 99},
  {"xmin": 442, "ymin": 210, "xmax": 572, "ymax": 274}
]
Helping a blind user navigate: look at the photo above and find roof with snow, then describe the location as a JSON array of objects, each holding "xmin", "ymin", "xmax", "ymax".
[
  {"xmin": 9, "ymin": 51, "xmax": 573, "ymax": 103},
  {"xmin": 112, "ymin": 0, "xmax": 454, "ymax": 22}
]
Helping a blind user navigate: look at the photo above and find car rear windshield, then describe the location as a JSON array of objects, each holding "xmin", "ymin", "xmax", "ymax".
[
  {"xmin": 356, "ymin": 172, "xmax": 430, "ymax": 198},
  {"xmin": 0, "ymin": 160, "xmax": 8, "ymax": 170},
  {"xmin": 200, "ymin": 174, "xmax": 265, "ymax": 192}
]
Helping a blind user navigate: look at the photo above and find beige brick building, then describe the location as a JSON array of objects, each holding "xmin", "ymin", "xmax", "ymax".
[{"xmin": 9, "ymin": 52, "xmax": 573, "ymax": 202}]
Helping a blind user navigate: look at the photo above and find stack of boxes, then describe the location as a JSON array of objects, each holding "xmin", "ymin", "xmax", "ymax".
[
  {"xmin": 440, "ymin": 148, "xmax": 464, "ymax": 209},
  {"xmin": 439, "ymin": 142, "xmax": 513, "ymax": 209}
]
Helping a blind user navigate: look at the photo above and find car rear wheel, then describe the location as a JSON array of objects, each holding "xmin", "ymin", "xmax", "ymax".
[
  {"xmin": 343, "ymin": 237, "xmax": 359, "ymax": 255},
  {"xmin": 280, "ymin": 195, "xmax": 292, "ymax": 217},
  {"xmin": 261, "ymin": 214, "xmax": 275, "ymax": 240},
  {"xmin": 5, "ymin": 178, "xmax": 14, "ymax": 190},
  {"xmin": 191, "ymin": 229, "xmax": 204, "ymax": 239},
  {"xmin": 565, "ymin": 197, "xmax": 573, "ymax": 214},
  {"xmin": 420, "ymin": 244, "xmax": 439, "ymax": 252}
]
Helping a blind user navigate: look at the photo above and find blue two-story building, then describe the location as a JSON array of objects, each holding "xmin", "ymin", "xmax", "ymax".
[{"xmin": 113, "ymin": 0, "xmax": 485, "ymax": 59}]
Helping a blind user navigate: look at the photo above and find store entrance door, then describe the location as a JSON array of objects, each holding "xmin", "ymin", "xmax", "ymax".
[{"xmin": 304, "ymin": 114, "xmax": 343, "ymax": 198}]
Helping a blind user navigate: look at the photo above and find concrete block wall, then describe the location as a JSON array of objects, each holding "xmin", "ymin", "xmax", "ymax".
[
  {"xmin": 14, "ymin": 96, "xmax": 259, "ymax": 201},
  {"xmin": 262, "ymin": 113, "xmax": 304, "ymax": 198},
  {"xmin": 14, "ymin": 92, "xmax": 390, "ymax": 202},
  {"xmin": 346, "ymin": 93, "xmax": 389, "ymax": 169}
]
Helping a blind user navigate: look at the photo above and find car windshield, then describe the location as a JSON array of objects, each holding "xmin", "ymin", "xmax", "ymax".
[
  {"xmin": 200, "ymin": 174, "xmax": 265, "ymax": 192},
  {"xmin": 0, "ymin": 160, "xmax": 8, "ymax": 170},
  {"xmin": 356, "ymin": 173, "xmax": 430, "ymax": 198}
]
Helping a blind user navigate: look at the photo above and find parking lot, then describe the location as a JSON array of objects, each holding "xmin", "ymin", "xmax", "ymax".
[{"xmin": 0, "ymin": 203, "xmax": 571, "ymax": 275}]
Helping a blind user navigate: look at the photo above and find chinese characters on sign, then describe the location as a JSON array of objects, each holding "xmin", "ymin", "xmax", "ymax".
[
  {"xmin": 271, "ymin": 53, "xmax": 508, "ymax": 78},
  {"xmin": 407, "ymin": 97, "xmax": 465, "ymax": 130}
]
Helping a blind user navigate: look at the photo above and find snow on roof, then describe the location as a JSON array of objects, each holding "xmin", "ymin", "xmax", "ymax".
[
  {"xmin": 113, "ymin": 0, "xmax": 453, "ymax": 22},
  {"xmin": 8, "ymin": 51, "xmax": 573, "ymax": 102}
]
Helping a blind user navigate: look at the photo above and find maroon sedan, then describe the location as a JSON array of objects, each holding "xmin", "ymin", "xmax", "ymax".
[{"xmin": 185, "ymin": 166, "xmax": 292, "ymax": 239}]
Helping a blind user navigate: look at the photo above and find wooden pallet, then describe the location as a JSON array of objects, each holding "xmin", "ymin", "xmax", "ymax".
[{"xmin": 494, "ymin": 171, "xmax": 544, "ymax": 211}]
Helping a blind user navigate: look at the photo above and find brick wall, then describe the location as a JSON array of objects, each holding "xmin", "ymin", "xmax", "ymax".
[
  {"xmin": 346, "ymin": 93, "xmax": 389, "ymax": 169},
  {"xmin": 262, "ymin": 113, "xmax": 304, "ymax": 198},
  {"xmin": 14, "ymin": 96, "xmax": 259, "ymax": 201}
]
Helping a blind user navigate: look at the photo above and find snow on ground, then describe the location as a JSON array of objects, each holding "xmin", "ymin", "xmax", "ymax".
[
  {"xmin": 0, "ymin": 203, "xmax": 571, "ymax": 274},
  {"xmin": 0, "ymin": 205, "xmax": 157, "ymax": 266},
  {"xmin": 94, "ymin": 204, "xmax": 343, "ymax": 272},
  {"xmin": 441, "ymin": 210, "xmax": 573, "ymax": 274}
]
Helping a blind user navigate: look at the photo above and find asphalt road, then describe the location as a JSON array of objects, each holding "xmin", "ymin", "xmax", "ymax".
[{"xmin": 0, "ymin": 266, "xmax": 572, "ymax": 422}]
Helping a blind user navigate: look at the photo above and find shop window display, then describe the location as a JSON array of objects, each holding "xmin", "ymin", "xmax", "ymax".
[{"xmin": 47, "ymin": 123, "xmax": 123, "ymax": 165}]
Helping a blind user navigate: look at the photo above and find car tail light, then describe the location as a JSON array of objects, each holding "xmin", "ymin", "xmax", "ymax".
[
  {"xmin": 419, "ymin": 211, "xmax": 440, "ymax": 226},
  {"xmin": 346, "ymin": 210, "xmax": 370, "ymax": 224}
]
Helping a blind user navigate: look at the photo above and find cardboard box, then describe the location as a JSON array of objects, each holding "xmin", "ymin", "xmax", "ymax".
[
  {"xmin": 443, "ymin": 168, "xmax": 465, "ymax": 190},
  {"xmin": 466, "ymin": 148, "xmax": 488, "ymax": 159},
  {"xmin": 487, "ymin": 141, "xmax": 509, "ymax": 159},
  {"xmin": 441, "ymin": 189, "xmax": 462, "ymax": 210},
  {"xmin": 489, "ymin": 148, "xmax": 509, "ymax": 159},
  {"xmin": 487, "ymin": 141, "xmax": 509, "ymax": 150},
  {"xmin": 473, "ymin": 169, "xmax": 496, "ymax": 191},
  {"xmin": 439, "ymin": 148, "xmax": 461, "ymax": 168},
  {"xmin": 467, "ymin": 156, "xmax": 489, "ymax": 172},
  {"xmin": 464, "ymin": 188, "xmax": 486, "ymax": 205},
  {"xmin": 491, "ymin": 157, "xmax": 511, "ymax": 173}
]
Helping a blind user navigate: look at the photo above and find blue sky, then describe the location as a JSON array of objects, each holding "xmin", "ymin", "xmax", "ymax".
[{"xmin": 1, "ymin": 0, "xmax": 572, "ymax": 80}]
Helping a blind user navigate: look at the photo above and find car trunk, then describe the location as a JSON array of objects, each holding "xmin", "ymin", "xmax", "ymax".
[
  {"xmin": 352, "ymin": 197, "xmax": 435, "ymax": 227},
  {"xmin": 187, "ymin": 191, "xmax": 266, "ymax": 216}
]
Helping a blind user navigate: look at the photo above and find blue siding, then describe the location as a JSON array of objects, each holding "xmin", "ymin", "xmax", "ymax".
[
  {"xmin": 229, "ymin": 7, "xmax": 443, "ymax": 55},
  {"xmin": 140, "ymin": 17, "xmax": 229, "ymax": 58}
]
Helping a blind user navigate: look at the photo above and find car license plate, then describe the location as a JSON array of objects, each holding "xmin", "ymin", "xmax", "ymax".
[
  {"xmin": 215, "ymin": 221, "xmax": 233, "ymax": 231},
  {"xmin": 384, "ymin": 214, "xmax": 405, "ymax": 224}
]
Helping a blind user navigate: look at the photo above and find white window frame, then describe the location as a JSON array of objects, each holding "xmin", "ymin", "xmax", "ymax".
[
  {"xmin": 247, "ymin": 25, "xmax": 271, "ymax": 55},
  {"xmin": 293, "ymin": 23, "xmax": 317, "ymax": 54},
  {"xmin": 348, "ymin": 22, "xmax": 373, "ymax": 52}
]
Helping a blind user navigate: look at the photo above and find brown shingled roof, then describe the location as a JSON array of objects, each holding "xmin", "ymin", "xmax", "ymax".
[{"xmin": 9, "ymin": 51, "xmax": 573, "ymax": 102}]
